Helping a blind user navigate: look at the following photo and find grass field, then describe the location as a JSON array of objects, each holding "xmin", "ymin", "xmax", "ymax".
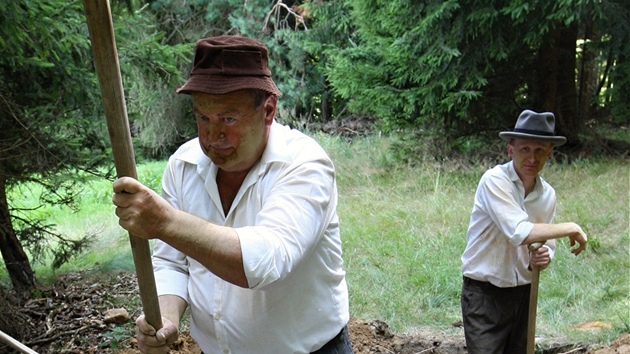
[{"xmin": 3, "ymin": 133, "xmax": 629, "ymax": 347}]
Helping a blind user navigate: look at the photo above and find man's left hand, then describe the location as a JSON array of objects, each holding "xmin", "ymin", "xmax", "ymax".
[{"xmin": 530, "ymin": 246, "xmax": 551, "ymax": 269}]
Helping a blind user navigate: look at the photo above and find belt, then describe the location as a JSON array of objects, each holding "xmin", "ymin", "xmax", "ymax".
[{"xmin": 463, "ymin": 276, "xmax": 530, "ymax": 292}]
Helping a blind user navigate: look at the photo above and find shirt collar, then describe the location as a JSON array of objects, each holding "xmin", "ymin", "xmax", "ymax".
[
  {"xmin": 506, "ymin": 160, "xmax": 520, "ymax": 183},
  {"xmin": 260, "ymin": 121, "xmax": 293, "ymax": 164},
  {"xmin": 176, "ymin": 138, "xmax": 211, "ymax": 173}
]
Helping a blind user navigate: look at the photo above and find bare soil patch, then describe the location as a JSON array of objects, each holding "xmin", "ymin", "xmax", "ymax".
[{"xmin": 1, "ymin": 270, "xmax": 626, "ymax": 353}]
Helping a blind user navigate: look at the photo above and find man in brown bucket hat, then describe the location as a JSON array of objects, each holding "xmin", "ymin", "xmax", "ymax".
[
  {"xmin": 113, "ymin": 36, "xmax": 352, "ymax": 354},
  {"xmin": 460, "ymin": 110, "xmax": 588, "ymax": 353}
]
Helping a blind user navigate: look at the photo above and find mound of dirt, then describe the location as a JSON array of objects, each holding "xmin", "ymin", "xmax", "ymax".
[{"xmin": 0, "ymin": 270, "xmax": 626, "ymax": 354}]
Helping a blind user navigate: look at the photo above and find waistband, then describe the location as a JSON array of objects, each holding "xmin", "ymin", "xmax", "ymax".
[
  {"xmin": 463, "ymin": 276, "xmax": 530, "ymax": 292},
  {"xmin": 311, "ymin": 325, "xmax": 350, "ymax": 354}
]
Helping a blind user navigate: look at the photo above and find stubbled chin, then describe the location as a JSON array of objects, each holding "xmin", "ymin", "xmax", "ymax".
[
  {"xmin": 202, "ymin": 146, "xmax": 232, "ymax": 164},
  {"xmin": 209, "ymin": 152, "xmax": 233, "ymax": 165},
  {"xmin": 523, "ymin": 167, "xmax": 540, "ymax": 175},
  {"xmin": 517, "ymin": 165, "xmax": 539, "ymax": 176}
]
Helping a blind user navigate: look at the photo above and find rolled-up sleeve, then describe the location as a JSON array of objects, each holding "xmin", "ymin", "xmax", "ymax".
[
  {"xmin": 237, "ymin": 156, "xmax": 335, "ymax": 289},
  {"xmin": 152, "ymin": 155, "xmax": 191, "ymax": 301},
  {"xmin": 153, "ymin": 240, "xmax": 190, "ymax": 301}
]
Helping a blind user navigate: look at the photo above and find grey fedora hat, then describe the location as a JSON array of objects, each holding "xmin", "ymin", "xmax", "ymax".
[{"xmin": 499, "ymin": 110, "xmax": 567, "ymax": 146}]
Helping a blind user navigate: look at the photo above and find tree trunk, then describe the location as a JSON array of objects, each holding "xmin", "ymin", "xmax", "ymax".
[
  {"xmin": 321, "ymin": 84, "xmax": 333, "ymax": 123},
  {"xmin": 0, "ymin": 173, "xmax": 37, "ymax": 291},
  {"xmin": 533, "ymin": 28, "xmax": 559, "ymax": 111},
  {"xmin": 321, "ymin": 92, "xmax": 331, "ymax": 123},
  {"xmin": 577, "ymin": 22, "xmax": 597, "ymax": 125},
  {"xmin": 555, "ymin": 23, "xmax": 581, "ymax": 145},
  {"xmin": 533, "ymin": 24, "xmax": 581, "ymax": 146}
]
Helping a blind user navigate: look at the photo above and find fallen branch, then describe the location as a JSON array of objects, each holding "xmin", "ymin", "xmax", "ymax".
[
  {"xmin": 44, "ymin": 308, "xmax": 59, "ymax": 335},
  {"xmin": 25, "ymin": 323, "xmax": 102, "ymax": 347},
  {"xmin": 374, "ymin": 344, "xmax": 395, "ymax": 354},
  {"xmin": 415, "ymin": 346, "xmax": 438, "ymax": 354},
  {"xmin": 559, "ymin": 347, "xmax": 587, "ymax": 354}
]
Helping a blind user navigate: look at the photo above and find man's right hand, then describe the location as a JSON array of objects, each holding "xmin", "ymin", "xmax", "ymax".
[{"xmin": 135, "ymin": 314, "xmax": 179, "ymax": 354}]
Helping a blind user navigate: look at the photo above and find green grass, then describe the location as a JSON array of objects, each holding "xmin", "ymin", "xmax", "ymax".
[
  {"xmin": 2, "ymin": 135, "xmax": 628, "ymax": 348},
  {"xmin": 1, "ymin": 161, "xmax": 166, "ymax": 285}
]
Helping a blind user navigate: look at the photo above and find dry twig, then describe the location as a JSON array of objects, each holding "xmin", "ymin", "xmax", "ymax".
[
  {"xmin": 559, "ymin": 347, "xmax": 587, "ymax": 354},
  {"xmin": 262, "ymin": 0, "xmax": 307, "ymax": 32},
  {"xmin": 415, "ymin": 346, "xmax": 438, "ymax": 354}
]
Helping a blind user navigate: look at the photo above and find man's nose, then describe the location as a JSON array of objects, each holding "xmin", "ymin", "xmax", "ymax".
[
  {"xmin": 203, "ymin": 122, "xmax": 225, "ymax": 142},
  {"xmin": 209, "ymin": 131, "xmax": 225, "ymax": 143}
]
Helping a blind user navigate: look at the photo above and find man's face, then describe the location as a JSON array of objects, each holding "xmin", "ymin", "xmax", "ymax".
[
  {"xmin": 192, "ymin": 90, "xmax": 276, "ymax": 172},
  {"xmin": 507, "ymin": 138, "xmax": 554, "ymax": 179}
]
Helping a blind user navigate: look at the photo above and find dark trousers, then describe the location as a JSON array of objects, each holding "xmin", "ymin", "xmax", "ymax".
[
  {"xmin": 200, "ymin": 325, "xmax": 353, "ymax": 354},
  {"xmin": 311, "ymin": 325, "xmax": 354, "ymax": 354},
  {"xmin": 461, "ymin": 276, "xmax": 531, "ymax": 354}
]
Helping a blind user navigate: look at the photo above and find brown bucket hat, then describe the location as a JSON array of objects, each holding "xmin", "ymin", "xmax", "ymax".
[
  {"xmin": 499, "ymin": 110, "xmax": 567, "ymax": 146},
  {"xmin": 176, "ymin": 35, "xmax": 282, "ymax": 96}
]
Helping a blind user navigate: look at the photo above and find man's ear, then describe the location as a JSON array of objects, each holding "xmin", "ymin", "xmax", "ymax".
[
  {"xmin": 263, "ymin": 95, "xmax": 277, "ymax": 126},
  {"xmin": 506, "ymin": 143, "xmax": 514, "ymax": 157}
]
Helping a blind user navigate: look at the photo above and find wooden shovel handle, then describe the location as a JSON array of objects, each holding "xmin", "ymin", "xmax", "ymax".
[
  {"xmin": 528, "ymin": 242, "xmax": 545, "ymax": 252},
  {"xmin": 82, "ymin": 0, "xmax": 163, "ymax": 330},
  {"xmin": 0, "ymin": 329, "xmax": 39, "ymax": 354},
  {"xmin": 527, "ymin": 241, "xmax": 545, "ymax": 354}
]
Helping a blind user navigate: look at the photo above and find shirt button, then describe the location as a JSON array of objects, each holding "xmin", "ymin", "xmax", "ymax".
[
  {"xmin": 214, "ymin": 312, "xmax": 222, "ymax": 320},
  {"xmin": 223, "ymin": 350, "xmax": 229, "ymax": 354}
]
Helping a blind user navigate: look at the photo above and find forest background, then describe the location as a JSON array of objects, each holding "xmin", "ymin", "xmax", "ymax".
[{"xmin": 0, "ymin": 0, "xmax": 628, "ymax": 351}]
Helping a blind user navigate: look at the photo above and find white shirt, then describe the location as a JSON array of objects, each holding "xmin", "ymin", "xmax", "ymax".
[
  {"xmin": 461, "ymin": 161, "xmax": 556, "ymax": 288},
  {"xmin": 153, "ymin": 121, "xmax": 349, "ymax": 354}
]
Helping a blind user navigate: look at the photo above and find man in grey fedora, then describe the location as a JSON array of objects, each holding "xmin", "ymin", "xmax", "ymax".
[{"xmin": 460, "ymin": 109, "xmax": 588, "ymax": 353}]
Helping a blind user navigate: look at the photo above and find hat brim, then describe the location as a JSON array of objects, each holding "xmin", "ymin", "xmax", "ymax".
[
  {"xmin": 499, "ymin": 132, "xmax": 567, "ymax": 146},
  {"xmin": 176, "ymin": 75, "xmax": 282, "ymax": 96}
]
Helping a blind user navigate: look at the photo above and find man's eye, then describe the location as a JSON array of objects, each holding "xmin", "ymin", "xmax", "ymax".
[{"xmin": 224, "ymin": 117, "xmax": 236, "ymax": 123}]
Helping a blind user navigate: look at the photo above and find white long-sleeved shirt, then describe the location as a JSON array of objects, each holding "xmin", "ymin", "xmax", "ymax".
[
  {"xmin": 153, "ymin": 121, "xmax": 349, "ymax": 354},
  {"xmin": 461, "ymin": 161, "xmax": 556, "ymax": 288}
]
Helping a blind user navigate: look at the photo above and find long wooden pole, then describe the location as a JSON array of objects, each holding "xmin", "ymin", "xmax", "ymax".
[
  {"xmin": 82, "ymin": 0, "xmax": 162, "ymax": 330},
  {"xmin": 0, "ymin": 329, "xmax": 38, "ymax": 354},
  {"xmin": 527, "ymin": 241, "xmax": 545, "ymax": 354}
]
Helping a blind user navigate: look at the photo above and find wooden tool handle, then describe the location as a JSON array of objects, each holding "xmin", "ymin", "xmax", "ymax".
[
  {"xmin": 82, "ymin": 0, "xmax": 163, "ymax": 331},
  {"xmin": 526, "ymin": 241, "xmax": 545, "ymax": 354},
  {"xmin": 0, "ymin": 329, "xmax": 39, "ymax": 354},
  {"xmin": 528, "ymin": 241, "xmax": 545, "ymax": 252}
]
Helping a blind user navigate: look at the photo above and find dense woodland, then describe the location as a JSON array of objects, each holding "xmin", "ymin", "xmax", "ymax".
[{"xmin": 0, "ymin": 0, "xmax": 628, "ymax": 292}]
